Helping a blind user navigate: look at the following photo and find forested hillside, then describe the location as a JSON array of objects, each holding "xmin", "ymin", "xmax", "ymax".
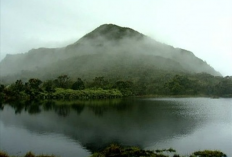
[
  {"xmin": 1, "ymin": 24, "xmax": 230, "ymax": 99},
  {"xmin": 0, "ymin": 24, "xmax": 220, "ymax": 84}
]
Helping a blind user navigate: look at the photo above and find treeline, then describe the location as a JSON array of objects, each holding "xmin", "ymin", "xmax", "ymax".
[
  {"xmin": 0, "ymin": 75, "xmax": 131, "ymax": 101},
  {"xmin": 0, "ymin": 73, "xmax": 232, "ymax": 101},
  {"xmin": 0, "ymin": 145, "xmax": 227, "ymax": 157}
]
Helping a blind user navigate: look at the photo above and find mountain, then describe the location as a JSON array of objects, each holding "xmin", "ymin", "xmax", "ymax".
[{"xmin": 0, "ymin": 24, "xmax": 220, "ymax": 83}]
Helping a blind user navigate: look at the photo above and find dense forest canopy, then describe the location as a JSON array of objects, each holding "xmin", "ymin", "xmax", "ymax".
[{"xmin": 1, "ymin": 73, "xmax": 232, "ymax": 101}]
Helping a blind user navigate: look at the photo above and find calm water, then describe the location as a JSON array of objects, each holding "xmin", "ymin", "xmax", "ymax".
[{"xmin": 0, "ymin": 98, "xmax": 231, "ymax": 157}]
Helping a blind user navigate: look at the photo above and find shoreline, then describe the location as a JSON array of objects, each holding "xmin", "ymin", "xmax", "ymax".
[{"xmin": 2, "ymin": 94, "xmax": 231, "ymax": 103}]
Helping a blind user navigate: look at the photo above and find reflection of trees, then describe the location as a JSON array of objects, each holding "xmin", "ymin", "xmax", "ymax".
[
  {"xmin": 87, "ymin": 99, "xmax": 131, "ymax": 116},
  {"xmin": 24, "ymin": 100, "xmax": 43, "ymax": 115},
  {"xmin": 0, "ymin": 102, "xmax": 4, "ymax": 110},
  {"xmin": 43, "ymin": 100, "xmax": 56, "ymax": 111},
  {"xmin": 6, "ymin": 100, "xmax": 43, "ymax": 114},
  {"xmin": 63, "ymin": 99, "xmax": 129, "ymax": 117},
  {"xmin": 8, "ymin": 101, "xmax": 26, "ymax": 114},
  {"xmin": 54, "ymin": 105, "xmax": 70, "ymax": 117},
  {"xmin": 5, "ymin": 100, "xmax": 87, "ymax": 116},
  {"xmin": 4, "ymin": 99, "xmax": 130, "ymax": 117},
  {"xmin": 28, "ymin": 105, "xmax": 41, "ymax": 114},
  {"xmin": 88, "ymin": 105, "xmax": 106, "ymax": 116},
  {"xmin": 1, "ymin": 98, "xmax": 208, "ymax": 154},
  {"xmin": 71, "ymin": 104, "xmax": 85, "ymax": 114}
]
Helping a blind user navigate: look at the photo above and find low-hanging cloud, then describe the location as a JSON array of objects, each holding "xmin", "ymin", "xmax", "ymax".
[{"xmin": 1, "ymin": 0, "xmax": 232, "ymax": 76}]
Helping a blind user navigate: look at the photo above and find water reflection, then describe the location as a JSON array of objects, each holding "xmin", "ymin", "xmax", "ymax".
[
  {"xmin": 1, "ymin": 98, "xmax": 231, "ymax": 156},
  {"xmin": 7, "ymin": 99, "xmax": 127, "ymax": 117},
  {"xmin": 0, "ymin": 102, "xmax": 4, "ymax": 110}
]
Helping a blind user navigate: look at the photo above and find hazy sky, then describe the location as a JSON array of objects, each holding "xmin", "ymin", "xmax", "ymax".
[{"xmin": 1, "ymin": 0, "xmax": 232, "ymax": 76}]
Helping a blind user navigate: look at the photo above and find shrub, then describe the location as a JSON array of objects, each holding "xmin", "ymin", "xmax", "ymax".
[
  {"xmin": 0, "ymin": 151, "xmax": 9, "ymax": 157},
  {"xmin": 193, "ymin": 150, "xmax": 227, "ymax": 157}
]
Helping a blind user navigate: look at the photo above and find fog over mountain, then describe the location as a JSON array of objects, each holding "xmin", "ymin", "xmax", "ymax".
[{"xmin": 0, "ymin": 24, "xmax": 220, "ymax": 82}]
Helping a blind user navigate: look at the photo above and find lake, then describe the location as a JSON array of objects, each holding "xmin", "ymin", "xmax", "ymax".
[{"xmin": 0, "ymin": 98, "xmax": 231, "ymax": 157}]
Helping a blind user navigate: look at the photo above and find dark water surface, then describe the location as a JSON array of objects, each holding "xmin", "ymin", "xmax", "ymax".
[{"xmin": 0, "ymin": 98, "xmax": 231, "ymax": 157}]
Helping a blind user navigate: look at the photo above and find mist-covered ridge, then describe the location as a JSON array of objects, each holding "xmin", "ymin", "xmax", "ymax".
[
  {"xmin": 80, "ymin": 24, "xmax": 144, "ymax": 41},
  {"xmin": 0, "ymin": 24, "xmax": 221, "ymax": 82}
]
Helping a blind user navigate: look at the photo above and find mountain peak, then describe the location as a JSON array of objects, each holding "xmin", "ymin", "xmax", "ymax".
[
  {"xmin": 0, "ymin": 23, "xmax": 222, "ymax": 80},
  {"xmin": 80, "ymin": 23, "xmax": 144, "ymax": 41}
]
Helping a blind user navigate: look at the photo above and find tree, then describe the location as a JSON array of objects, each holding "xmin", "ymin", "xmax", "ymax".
[
  {"xmin": 72, "ymin": 78, "xmax": 85, "ymax": 90},
  {"xmin": 43, "ymin": 80, "xmax": 55, "ymax": 94},
  {"xmin": 14, "ymin": 80, "xmax": 24, "ymax": 92},
  {"xmin": 0, "ymin": 84, "xmax": 5, "ymax": 100},
  {"xmin": 115, "ymin": 80, "xmax": 134, "ymax": 96},
  {"xmin": 115, "ymin": 80, "xmax": 133, "ymax": 90},
  {"xmin": 7, "ymin": 80, "xmax": 24, "ymax": 94},
  {"xmin": 0, "ymin": 84, "xmax": 5, "ymax": 93},
  {"xmin": 166, "ymin": 75, "xmax": 190, "ymax": 95},
  {"xmin": 55, "ymin": 75, "xmax": 70, "ymax": 88},
  {"xmin": 216, "ymin": 77, "xmax": 232, "ymax": 96},
  {"xmin": 91, "ymin": 77, "xmax": 108, "ymax": 88},
  {"xmin": 25, "ymin": 78, "xmax": 42, "ymax": 99},
  {"xmin": 28, "ymin": 78, "xmax": 42, "ymax": 90}
]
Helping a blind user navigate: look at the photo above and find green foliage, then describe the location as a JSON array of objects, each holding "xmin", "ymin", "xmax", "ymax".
[
  {"xmin": 24, "ymin": 78, "xmax": 43, "ymax": 99},
  {"xmin": 155, "ymin": 148, "xmax": 176, "ymax": 153},
  {"xmin": 215, "ymin": 76, "xmax": 232, "ymax": 97},
  {"xmin": 11, "ymin": 80, "xmax": 24, "ymax": 93},
  {"xmin": 165, "ymin": 75, "xmax": 192, "ymax": 95},
  {"xmin": 0, "ymin": 84, "xmax": 5, "ymax": 92},
  {"xmin": 90, "ymin": 145, "xmax": 228, "ymax": 157},
  {"xmin": 90, "ymin": 144, "xmax": 168, "ymax": 157},
  {"xmin": 192, "ymin": 150, "xmax": 226, "ymax": 157},
  {"xmin": 1, "ymin": 73, "xmax": 232, "ymax": 101},
  {"xmin": 0, "ymin": 84, "xmax": 5, "ymax": 100},
  {"xmin": 0, "ymin": 147, "xmax": 227, "ymax": 157},
  {"xmin": 53, "ymin": 88, "xmax": 122, "ymax": 99},
  {"xmin": 43, "ymin": 80, "xmax": 55, "ymax": 94},
  {"xmin": 25, "ymin": 152, "xmax": 36, "ymax": 157},
  {"xmin": 28, "ymin": 78, "xmax": 42, "ymax": 90},
  {"xmin": 90, "ymin": 77, "xmax": 109, "ymax": 89},
  {"xmin": 54, "ymin": 75, "xmax": 70, "ymax": 89},
  {"xmin": 114, "ymin": 80, "xmax": 134, "ymax": 96},
  {"xmin": 72, "ymin": 78, "xmax": 85, "ymax": 90}
]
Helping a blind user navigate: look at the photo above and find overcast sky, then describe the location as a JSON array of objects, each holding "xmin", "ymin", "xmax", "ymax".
[{"xmin": 1, "ymin": 0, "xmax": 232, "ymax": 76}]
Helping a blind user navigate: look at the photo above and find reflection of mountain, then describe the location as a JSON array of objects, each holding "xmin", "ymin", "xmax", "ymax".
[{"xmin": 1, "ymin": 99, "xmax": 202, "ymax": 152}]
